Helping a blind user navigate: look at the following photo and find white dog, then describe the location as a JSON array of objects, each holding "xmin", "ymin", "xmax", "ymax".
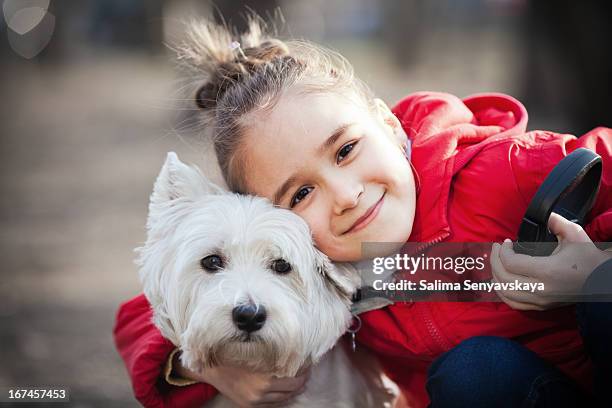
[{"xmin": 137, "ymin": 152, "xmax": 398, "ymax": 407}]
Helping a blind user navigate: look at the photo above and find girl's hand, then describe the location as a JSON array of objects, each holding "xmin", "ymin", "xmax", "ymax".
[
  {"xmin": 490, "ymin": 213, "xmax": 611, "ymax": 311},
  {"xmin": 174, "ymin": 356, "xmax": 310, "ymax": 407}
]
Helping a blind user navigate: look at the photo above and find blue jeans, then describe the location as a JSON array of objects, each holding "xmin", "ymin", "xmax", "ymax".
[
  {"xmin": 577, "ymin": 302, "xmax": 612, "ymax": 407},
  {"xmin": 426, "ymin": 336, "xmax": 590, "ymax": 408}
]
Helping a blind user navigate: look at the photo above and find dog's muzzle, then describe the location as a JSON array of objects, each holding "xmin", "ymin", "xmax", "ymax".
[{"xmin": 232, "ymin": 303, "xmax": 267, "ymax": 333}]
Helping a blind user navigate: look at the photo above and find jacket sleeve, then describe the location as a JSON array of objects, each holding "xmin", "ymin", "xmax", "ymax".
[
  {"xmin": 510, "ymin": 127, "xmax": 612, "ymax": 242},
  {"xmin": 578, "ymin": 128, "xmax": 612, "ymax": 242},
  {"xmin": 113, "ymin": 294, "xmax": 218, "ymax": 407},
  {"xmin": 560, "ymin": 127, "xmax": 611, "ymax": 242},
  {"xmin": 582, "ymin": 258, "xmax": 612, "ymax": 299}
]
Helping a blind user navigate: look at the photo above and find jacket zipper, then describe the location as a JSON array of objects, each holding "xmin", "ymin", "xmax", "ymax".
[{"xmin": 413, "ymin": 231, "xmax": 454, "ymax": 355}]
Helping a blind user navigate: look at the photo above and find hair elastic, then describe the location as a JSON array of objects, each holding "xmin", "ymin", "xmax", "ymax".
[{"xmin": 229, "ymin": 41, "xmax": 247, "ymax": 59}]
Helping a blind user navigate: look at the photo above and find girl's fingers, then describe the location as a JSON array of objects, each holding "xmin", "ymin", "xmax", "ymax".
[
  {"xmin": 256, "ymin": 383, "xmax": 308, "ymax": 405},
  {"xmin": 489, "ymin": 243, "xmax": 504, "ymax": 279},
  {"xmin": 254, "ymin": 392, "xmax": 297, "ymax": 406},
  {"xmin": 490, "ymin": 243, "xmax": 547, "ymax": 307},
  {"xmin": 490, "ymin": 243, "xmax": 517, "ymax": 284},
  {"xmin": 547, "ymin": 212, "xmax": 591, "ymax": 243},
  {"xmin": 498, "ymin": 239, "xmax": 549, "ymax": 279},
  {"xmin": 493, "ymin": 278, "xmax": 543, "ymax": 305},
  {"xmin": 491, "ymin": 243, "xmax": 539, "ymax": 285},
  {"xmin": 494, "ymin": 284, "xmax": 545, "ymax": 311},
  {"xmin": 493, "ymin": 285, "xmax": 533, "ymax": 310},
  {"xmin": 287, "ymin": 384, "xmax": 307, "ymax": 401},
  {"xmin": 267, "ymin": 372, "xmax": 309, "ymax": 392}
]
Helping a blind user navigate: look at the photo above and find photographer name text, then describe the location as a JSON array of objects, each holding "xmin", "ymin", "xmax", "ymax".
[{"xmin": 373, "ymin": 279, "xmax": 545, "ymax": 293}]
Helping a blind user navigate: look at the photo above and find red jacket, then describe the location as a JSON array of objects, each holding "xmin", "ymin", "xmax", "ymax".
[{"xmin": 113, "ymin": 92, "xmax": 612, "ymax": 408}]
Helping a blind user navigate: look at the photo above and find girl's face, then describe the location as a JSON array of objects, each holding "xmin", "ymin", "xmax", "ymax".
[{"xmin": 241, "ymin": 89, "xmax": 416, "ymax": 262}]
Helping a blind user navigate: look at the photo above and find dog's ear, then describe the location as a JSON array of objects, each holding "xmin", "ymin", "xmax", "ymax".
[
  {"xmin": 136, "ymin": 250, "xmax": 183, "ymax": 345},
  {"xmin": 315, "ymin": 251, "xmax": 361, "ymax": 300},
  {"xmin": 150, "ymin": 152, "xmax": 223, "ymax": 207}
]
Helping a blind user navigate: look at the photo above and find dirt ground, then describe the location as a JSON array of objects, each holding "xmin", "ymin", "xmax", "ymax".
[
  {"xmin": 0, "ymin": 33, "xmax": 521, "ymax": 406},
  {"xmin": 0, "ymin": 52, "xmax": 217, "ymax": 406}
]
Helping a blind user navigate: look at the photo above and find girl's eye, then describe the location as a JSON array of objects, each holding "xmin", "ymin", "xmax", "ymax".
[
  {"xmin": 290, "ymin": 186, "xmax": 313, "ymax": 208},
  {"xmin": 200, "ymin": 254, "xmax": 224, "ymax": 272},
  {"xmin": 336, "ymin": 141, "xmax": 357, "ymax": 163}
]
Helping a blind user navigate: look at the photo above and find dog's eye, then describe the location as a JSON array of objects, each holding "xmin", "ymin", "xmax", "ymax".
[
  {"xmin": 271, "ymin": 259, "xmax": 292, "ymax": 274},
  {"xmin": 200, "ymin": 255, "xmax": 224, "ymax": 272}
]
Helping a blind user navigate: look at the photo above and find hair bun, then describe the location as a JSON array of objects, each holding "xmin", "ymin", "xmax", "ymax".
[
  {"xmin": 244, "ymin": 39, "xmax": 289, "ymax": 63},
  {"xmin": 171, "ymin": 18, "xmax": 291, "ymax": 111},
  {"xmin": 195, "ymin": 82, "xmax": 217, "ymax": 110}
]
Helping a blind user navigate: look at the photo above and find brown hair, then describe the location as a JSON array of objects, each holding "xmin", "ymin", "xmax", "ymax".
[{"xmin": 171, "ymin": 16, "xmax": 373, "ymax": 193}]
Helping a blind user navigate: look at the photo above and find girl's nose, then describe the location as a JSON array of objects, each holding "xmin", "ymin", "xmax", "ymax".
[{"xmin": 332, "ymin": 180, "xmax": 363, "ymax": 216}]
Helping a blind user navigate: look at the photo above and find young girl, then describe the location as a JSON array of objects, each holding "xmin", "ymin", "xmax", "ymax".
[{"xmin": 114, "ymin": 18, "xmax": 612, "ymax": 408}]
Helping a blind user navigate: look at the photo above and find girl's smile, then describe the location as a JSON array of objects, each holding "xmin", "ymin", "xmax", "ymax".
[
  {"xmin": 240, "ymin": 88, "xmax": 417, "ymax": 262},
  {"xmin": 342, "ymin": 190, "xmax": 386, "ymax": 235}
]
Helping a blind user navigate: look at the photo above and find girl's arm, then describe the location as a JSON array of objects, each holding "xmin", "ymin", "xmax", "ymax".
[
  {"xmin": 113, "ymin": 294, "xmax": 217, "ymax": 407},
  {"xmin": 172, "ymin": 354, "xmax": 311, "ymax": 407},
  {"xmin": 491, "ymin": 127, "xmax": 612, "ymax": 311},
  {"xmin": 114, "ymin": 294, "xmax": 310, "ymax": 407},
  {"xmin": 491, "ymin": 214, "xmax": 612, "ymax": 310}
]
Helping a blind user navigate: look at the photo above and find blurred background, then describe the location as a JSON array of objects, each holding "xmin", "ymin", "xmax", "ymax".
[{"xmin": 0, "ymin": 0, "xmax": 610, "ymax": 406}]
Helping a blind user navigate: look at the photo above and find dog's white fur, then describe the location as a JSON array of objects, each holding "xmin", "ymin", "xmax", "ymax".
[{"xmin": 137, "ymin": 152, "xmax": 398, "ymax": 407}]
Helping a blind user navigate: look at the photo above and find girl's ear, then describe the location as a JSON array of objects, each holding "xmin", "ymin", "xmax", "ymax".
[{"xmin": 373, "ymin": 98, "xmax": 405, "ymax": 145}]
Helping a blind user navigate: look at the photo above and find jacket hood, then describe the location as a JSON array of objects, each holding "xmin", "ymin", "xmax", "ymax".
[{"xmin": 392, "ymin": 92, "xmax": 529, "ymax": 243}]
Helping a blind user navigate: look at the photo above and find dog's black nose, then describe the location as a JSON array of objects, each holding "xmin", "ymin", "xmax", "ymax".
[{"xmin": 232, "ymin": 304, "xmax": 266, "ymax": 333}]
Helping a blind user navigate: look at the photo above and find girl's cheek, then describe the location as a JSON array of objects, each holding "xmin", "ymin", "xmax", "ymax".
[
  {"xmin": 305, "ymin": 213, "xmax": 337, "ymax": 254},
  {"xmin": 302, "ymin": 192, "xmax": 329, "ymax": 224},
  {"xmin": 305, "ymin": 216, "xmax": 328, "ymax": 245}
]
